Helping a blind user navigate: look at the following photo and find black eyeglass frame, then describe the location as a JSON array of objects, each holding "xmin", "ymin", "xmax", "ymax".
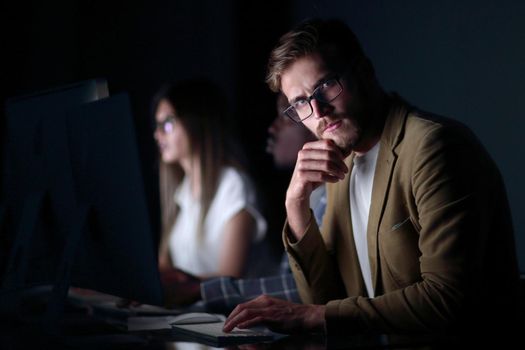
[{"xmin": 282, "ymin": 77, "xmax": 344, "ymax": 123}]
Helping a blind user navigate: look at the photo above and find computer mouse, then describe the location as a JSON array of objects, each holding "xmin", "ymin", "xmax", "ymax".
[{"xmin": 169, "ymin": 312, "xmax": 226, "ymax": 325}]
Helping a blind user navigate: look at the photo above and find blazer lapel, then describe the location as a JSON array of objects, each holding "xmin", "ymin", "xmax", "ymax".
[
  {"xmin": 366, "ymin": 94, "xmax": 409, "ymax": 295},
  {"xmin": 367, "ymin": 145, "xmax": 397, "ymax": 295}
]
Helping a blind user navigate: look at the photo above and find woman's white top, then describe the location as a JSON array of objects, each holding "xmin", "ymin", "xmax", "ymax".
[{"xmin": 168, "ymin": 166, "xmax": 266, "ymax": 276}]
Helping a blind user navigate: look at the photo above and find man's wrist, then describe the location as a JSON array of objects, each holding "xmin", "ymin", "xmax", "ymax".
[
  {"xmin": 285, "ymin": 200, "xmax": 312, "ymax": 241},
  {"xmin": 305, "ymin": 304, "xmax": 326, "ymax": 333},
  {"xmin": 286, "ymin": 210, "xmax": 314, "ymax": 244}
]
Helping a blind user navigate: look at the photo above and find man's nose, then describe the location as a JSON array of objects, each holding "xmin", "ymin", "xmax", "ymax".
[{"xmin": 310, "ymin": 99, "xmax": 332, "ymax": 119}]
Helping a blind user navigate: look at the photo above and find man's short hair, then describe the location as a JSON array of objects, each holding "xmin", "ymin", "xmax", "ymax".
[{"xmin": 266, "ymin": 18, "xmax": 367, "ymax": 92}]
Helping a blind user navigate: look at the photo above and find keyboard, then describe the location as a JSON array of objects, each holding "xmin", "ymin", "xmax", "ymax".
[{"xmin": 171, "ymin": 321, "xmax": 275, "ymax": 346}]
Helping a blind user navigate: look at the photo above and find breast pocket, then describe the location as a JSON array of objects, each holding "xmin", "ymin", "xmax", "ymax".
[{"xmin": 378, "ymin": 216, "xmax": 421, "ymax": 288}]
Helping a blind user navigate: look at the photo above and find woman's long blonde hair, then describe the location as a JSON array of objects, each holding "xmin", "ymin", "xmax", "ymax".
[{"xmin": 152, "ymin": 79, "xmax": 239, "ymax": 258}]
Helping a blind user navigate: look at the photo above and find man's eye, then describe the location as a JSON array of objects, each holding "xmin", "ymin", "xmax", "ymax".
[
  {"xmin": 294, "ymin": 99, "xmax": 308, "ymax": 108},
  {"xmin": 321, "ymin": 79, "xmax": 337, "ymax": 89}
]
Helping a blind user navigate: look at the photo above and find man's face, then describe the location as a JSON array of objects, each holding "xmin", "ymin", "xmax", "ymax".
[{"xmin": 280, "ymin": 53, "xmax": 368, "ymax": 156}]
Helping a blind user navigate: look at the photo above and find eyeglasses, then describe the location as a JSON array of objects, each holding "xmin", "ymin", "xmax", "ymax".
[
  {"xmin": 155, "ymin": 116, "xmax": 176, "ymax": 134},
  {"xmin": 283, "ymin": 77, "xmax": 343, "ymax": 123}
]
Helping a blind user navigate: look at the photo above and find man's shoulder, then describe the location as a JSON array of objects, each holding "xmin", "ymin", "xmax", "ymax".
[
  {"xmin": 395, "ymin": 106, "xmax": 489, "ymax": 169},
  {"xmin": 406, "ymin": 109, "xmax": 466, "ymax": 133},
  {"xmin": 384, "ymin": 95, "xmax": 483, "ymax": 160},
  {"xmin": 387, "ymin": 93, "xmax": 469, "ymax": 135},
  {"xmin": 382, "ymin": 94, "xmax": 471, "ymax": 150},
  {"xmin": 401, "ymin": 107, "xmax": 477, "ymax": 148}
]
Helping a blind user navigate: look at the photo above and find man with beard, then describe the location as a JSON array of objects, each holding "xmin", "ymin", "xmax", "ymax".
[{"xmin": 223, "ymin": 18, "xmax": 520, "ymax": 336}]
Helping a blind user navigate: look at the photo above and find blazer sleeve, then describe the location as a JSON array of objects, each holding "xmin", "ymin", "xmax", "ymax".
[{"xmin": 283, "ymin": 211, "xmax": 347, "ymax": 305}]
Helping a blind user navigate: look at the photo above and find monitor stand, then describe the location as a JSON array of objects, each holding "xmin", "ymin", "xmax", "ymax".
[{"xmin": 0, "ymin": 192, "xmax": 88, "ymax": 334}]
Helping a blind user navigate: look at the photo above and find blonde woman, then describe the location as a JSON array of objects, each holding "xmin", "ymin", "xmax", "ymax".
[{"xmin": 152, "ymin": 80, "xmax": 266, "ymax": 304}]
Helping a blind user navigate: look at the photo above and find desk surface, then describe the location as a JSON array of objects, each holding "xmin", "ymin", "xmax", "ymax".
[
  {"xmin": 0, "ymin": 314, "xmax": 496, "ymax": 350},
  {"xmin": 1, "ymin": 299, "xmax": 522, "ymax": 350}
]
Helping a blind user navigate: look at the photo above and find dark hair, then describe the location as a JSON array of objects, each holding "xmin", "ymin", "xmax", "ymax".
[{"xmin": 266, "ymin": 18, "xmax": 367, "ymax": 92}]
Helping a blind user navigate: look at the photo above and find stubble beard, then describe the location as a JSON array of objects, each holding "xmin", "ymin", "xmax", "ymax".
[{"xmin": 317, "ymin": 118, "xmax": 360, "ymax": 158}]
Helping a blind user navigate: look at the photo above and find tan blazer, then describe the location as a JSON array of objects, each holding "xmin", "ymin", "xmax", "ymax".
[{"xmin": 284, "ymin": 95, "xmax": 519, "ymax": 334}]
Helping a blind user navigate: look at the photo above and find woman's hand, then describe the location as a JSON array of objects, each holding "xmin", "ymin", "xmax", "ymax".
[{"xmin": 160, "ymin": 267, "xmax": 202, "ymax": 307}]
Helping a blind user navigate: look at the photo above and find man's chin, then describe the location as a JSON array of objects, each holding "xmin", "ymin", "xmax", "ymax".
[{"xmin": 322, "ymin": 136, "xmax": 354, "ymax": 158}]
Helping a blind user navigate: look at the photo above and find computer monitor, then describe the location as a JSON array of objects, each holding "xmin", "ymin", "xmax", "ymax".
[
  {"xmin": 0, "ymin": 82, "xmax": 163, "ymax": 322},
  {"xmin": 66, "ymin": 93, "xmax": 163, "ymax": 306},
  {"xmin": 0, "ymin": 78, "xmax": 109, "ymax": 294}
]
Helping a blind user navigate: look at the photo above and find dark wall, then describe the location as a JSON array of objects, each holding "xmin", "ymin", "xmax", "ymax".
[{"xmin": 293, "ymin": 0, "xmax": 525, "ymax": 272}]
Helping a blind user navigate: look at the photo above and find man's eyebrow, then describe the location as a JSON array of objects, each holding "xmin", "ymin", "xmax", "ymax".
[{"xmin": 289, "ymin": 95, "xmax": 305, "ymax": 105}]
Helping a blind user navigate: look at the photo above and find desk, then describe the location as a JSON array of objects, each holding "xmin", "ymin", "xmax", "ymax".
[
  {"xmin": 0, "ymin": 314, "xmax": 484, "ymax": 350},
  {"xmin": 1, "ymin": 299, "xmax": 521, "ymax": 350}
]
